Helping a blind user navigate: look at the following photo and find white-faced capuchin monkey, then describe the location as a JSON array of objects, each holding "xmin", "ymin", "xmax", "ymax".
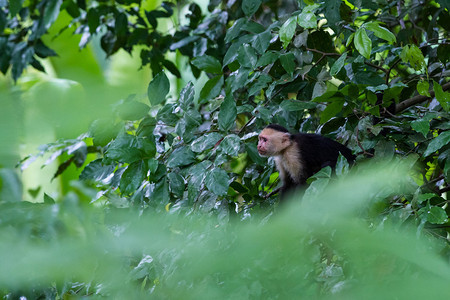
[{"xmin": 257, "ymin": 124, "xmax": 355, "ymax": 199}]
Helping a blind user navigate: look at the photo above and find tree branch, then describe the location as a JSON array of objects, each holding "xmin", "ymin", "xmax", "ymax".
[{"xmin": 395, "ymin": 82, "xmax": 450, "ymax": 113}]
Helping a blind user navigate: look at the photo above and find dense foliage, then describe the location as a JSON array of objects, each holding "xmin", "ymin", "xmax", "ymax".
[{"xmin": 1, "ymin": 0, "xmax": 450, "ymax": 298}]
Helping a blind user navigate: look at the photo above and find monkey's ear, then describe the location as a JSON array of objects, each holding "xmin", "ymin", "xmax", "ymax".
[{"xmin": 281, "ymin": 133, "xmax": 291, "ymax": 144}]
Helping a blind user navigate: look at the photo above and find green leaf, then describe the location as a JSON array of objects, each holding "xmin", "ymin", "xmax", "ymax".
[
  {"xmin": 320, "ymin": 100, "xmax": 344, "ymax": 124},
  {"xmin": 167, "ymin": 146, "xmax": 196, "ymax": 168},
  {"xmin": 191, "ymin": 55, "xmax": 222, "ymax": 74},
  {"xmin": 9, "ymin": 0, "xmax": 25, "ymax": 16},
  {"xmin": 245, "ymin": 143, "xmax": 266, "ymax": 166},
  {"xmin": 424, "ymin": 131, "xmax": 450, "ymax": 156},
  {"xmin": 117, "ymin": 100, "xmax": 150, "ymax": 121},
  {"xmin": 419, "ymin": 206, "xmax": 448, "ymax": 224},
  {"xmin": 417, "ymin": 81, "xmax": 431, "ymax": 97},
  {"xmin": 43, "ymin": 0, "xmax": 63, "ymax": 29},
  {"xmin": 330, "ymin": 53, "xmax": 347, "ymax": 76},
  {"xmin": 400, "ymin": 45, "xmax": 426, "ymax": 71},
  {"xmin": 199, "ymin": 75, "xmax": 223, "ymax": 104},
  {"xmin": 242, "ymin": 0, "xmax": 262, "ymax": 16},
  {"xmin": 168, "ymin": 173, "xmax": 185, "ymax": 197},
  {"xmin": 279, "ymin": 53, "xmax": 296, "ymax": 74},
  {"xmin": 364, "ymin": 22, "xmax": 396, "ymax": 43},
  {"xmin": 280, "ymin": 16, "xmax": 297, "ymax": 48},
  {"xmin": 120, "ymin": 161, "xmax": 146, "ymax": 195},
  {"xmin": 255, "ymin": 51, "xmax": 278, "ymax": 68},
  {"xmin": 297, "ymin": 6, "xmax": 318, "ymax": 29},
  {"xmin": 218, "ymin": 134, "xmax": 241, "ymax": 157},
  {"xmin": 179, "ymin": 81, "xmax": 195, "ymax": 109},
  {"xmin": 150, "ymin": 178, "xmax": 170, "ymax": 204},
  {"xmin": 80, "ymin": 159, "xmax": 115, "ymax": 183},
  {"xmin": 252, "ymin": 29, "xmax": 272, "ymax": 54},
  {"xmin": 225, "ymin": 18, "xmax": 246, "ymax": 43},
  {"xmin": 280, "ymin": 99, "xmax": 317, "ymax": 111},
  {"xmin": 188, "ymin": 161, "xmax": 213, "ymax": 186},
  {"xmin": 0, "ymin": 169, "xmax": 22, "ymax": 202},
  {"xmin": 157, "ymin": 104, "xmax": 179, "ymax": 126},
  {"xmin": 147, "ymin": 72, "xmax": 170, "ymax": 106},
  {"xmin": 106, "ymin": 135, "xmax": 143, "ymax": 163},
  {"xmin": 191, "ymin": 133, "xmax": 223, "ymax": 153},
  {"xmin": 433, "ymin": 81, "xmax": 450, "ymax": 112},
  {"xmin": 205, "ymin": 168, "xmax": 230, "ymax": 196},
  {"xmin": 410, "ymin": 119, "xmax": 430, "ymax": 137},
  {"xmin": 219, "ymin": 95, "xmax": 237, "ymax": 132},
  {"xmin": 354, "ymin": 28, "xmax": 372, "ymax": 59},
  {"xmin": 238, "ymin": 44, "xmax": 258, "ymax": 68}
]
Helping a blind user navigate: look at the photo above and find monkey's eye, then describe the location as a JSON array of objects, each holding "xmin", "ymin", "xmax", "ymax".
[{"xmin": 261, "ymin": 137, "xmax": 267, "ymax": 142}]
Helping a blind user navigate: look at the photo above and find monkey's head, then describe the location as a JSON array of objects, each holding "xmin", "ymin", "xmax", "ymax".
[{"xmin": 257, "ymin": 125, "xmax": 292, "ymax": 157}]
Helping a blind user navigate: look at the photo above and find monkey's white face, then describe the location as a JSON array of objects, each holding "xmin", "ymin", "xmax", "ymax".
[{"xmin": 257, "ymin": 128, "xmax": 291, "ymax": 157}]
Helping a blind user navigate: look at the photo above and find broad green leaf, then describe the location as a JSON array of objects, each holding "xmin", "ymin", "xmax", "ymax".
[
  {"xmin": 223, "ymin": 42, "xmax": 240, "ymax": 66},
  {"xmin": 320, "ymin": 100, "xmax": 344, "ymax": 124},
  {"xmin": 433, "ymin": 81, "xmax": 450, "ymax": 112},
  {"xmin": 0, "ymin": 169, "xmax": 22, "ymax": 202},
  {"xmin": 218, "ymin": 134, "xmax": 241, "ymax": 157},
  {"xmin": 179, "ymin": 81, "xmax": 195, "ymax": 109},
  {"xmin": 205, "ymin": 168, "xmax": 230, "ymax": 196},
  {"xmin": 293, "ymin": 30, "xmax": 308, "ymax": 48},
  {"xmin": 106, "ymin": 135, "xmax": 143, "ymax": 163},
  {"xmin": 354, "ymin": 28, "xmax": 372, "ymax": 59},
  {"xmin": 120, "ymin": 161, "xmax": 146, "ymax": 195},
  {"xmin": 280, "ymin": 99, "xmax": 317, "ymax": 111},
  {"xmin": 199, "ymin": 75, "xmax": 223, "ymax": 104},
  {"xmin": 191, "ymin": 55, "xmax": 222, "ymax": 74},
  {"xmin": 417, "ymin": 81, "xmax": 431, "ymax": 97},
  {"xmin": 280, "ymin": 16, "xmax": 297, "ymax": 48},
  {"xmin": 9, "ymin": 0, "xmax": 25, "ymax": 16},
  {"xmin": 242, "ymin": 0, "xmax": 262, "ymax": 16},
  {"xmin": 416, "ymin": 193, "xmax": 436, "ymax": 204},
  {"xmin": 245, "ymin": 143, "xmax": 266, "ymax": 166},
  {"xmin": 419, "ymin": 206, "xmax": 448, "ymax": 224},
  {"xmin": 346, "ymin": 32, "xmax": 355, "ymax": 47},
  {"xmin": 157, "ymin": 104, "xmax": 179, "ymax": 126},
  {"xmin": 219, "ymin": 95, "xmax": 237, "ymax": 132},
  {"xmin": 374, "ymin": 140, "xmax": 395, "ymax": 159},
  {"xmin": 298, "ymin": 6, "xmax": 318, "ymax": 29},
  {"xmin": 147, "ymin": 72, "xmax": 170, "ymax": 106},
  {"xmin": 117, "ymin": 100, "xmax": 150, "ymax": 121},
  {"xmin": 169, "ymin": 36, "xmax": 200, "ymax": 50},
  {"xmin": 364, "ymin": 22, "xmax": 396, "ymax": 43},
  {"xmin": 255, "ymin": 51, "xmax": 278, "ymax": 68},
  {"xmin": 150, "ymin": 178, "xmax": 170, "ymax": 204},
  {"xmin": 330, "ymin": 53, "xmax": 347, "ymax": 76},
  {"xmin": 400, "ymin": 45, "xmax": 426, "ymax": 71},
  {"xmin": 252, "ymin": 29, "xmax": 272, "ymax": 54},
  {"xmin": 191, "ymin": 133, "xmax": 223, "ymax": 153},
  {"xmin": 168, "ymin": 173, "xmax": 185, "ymax": 197},
  {"xmin": 167, "ymin": 146, "xmax": 196, "ymax": 168},
  {"xmin": 410, "ymin": 119, "xmax": 430, "ymax": 137},
  {"xmin": 247, "ymin": 74, "xmax": 272, "ymax": 96},
  {"xmin": 188, "ymin": 160, "xmax": 213, "ymax": 186},
  {"xmin": 43, "ymin": 0, "xmax": 63, "ymax": 29},
  {"xmin": 280, "ymin": 53, "xmax": 296, "ymax": 74},
  {"xmin": 312, "ymin": 81, "xmax": 327, "ymax": 100},
  {"xmin": 424, "ymin": 131, "xmax": 450, "ymax": 156},
  {"xmin": 80, "ymin": 159, "xmax": 115, "ymax": 183},
  {"xmin": 238, "ymin": 44, "xmax": 258, "ymax": 68},
  {"xmin": 225, "ymin": 18, "xmax": 246, "ymax": 43}
]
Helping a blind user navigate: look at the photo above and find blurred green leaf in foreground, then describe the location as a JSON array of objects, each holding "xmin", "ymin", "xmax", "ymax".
[{"xmin": 1, "ymin": 160, "xmax": 449, "ymax": 299}]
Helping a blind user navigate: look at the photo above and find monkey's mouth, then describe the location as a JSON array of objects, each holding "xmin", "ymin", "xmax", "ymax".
[{"xmin": 258, "ymin": 150, "xmax": 267, "ymax": 157}]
